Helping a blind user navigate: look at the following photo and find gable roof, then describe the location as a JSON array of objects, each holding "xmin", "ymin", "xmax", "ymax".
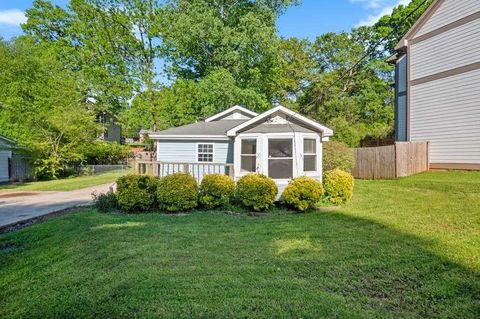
[
  {"xmin": 149, "ymin": 105, "xmax": 333, "ymax": 140},
  {"xmin": 0, "ymin": 134, "xmax": 16, "ymax": 145},
  {"xmin": 395, "ymin": 0, "xmax": 443, "ymax": 50},
  {"xmin": 149, "ymin": 119, "xmax": 247, "ymax": 140},
  {"xmin": 226, "ymin": 105, "xmax": 333, "ymax": 137},
  {"xmin": 204, "ymin": 105, "xmax": 258, "ymax": 122}
]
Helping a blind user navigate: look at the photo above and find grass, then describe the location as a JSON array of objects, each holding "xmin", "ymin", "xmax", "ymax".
[
  {"xmin": 0, "ymin": 170, "xmax": 127, "ymax": 192},
  {"xmin": 1, "ymin": 171, "xmax": 479, "ymax": 318}
]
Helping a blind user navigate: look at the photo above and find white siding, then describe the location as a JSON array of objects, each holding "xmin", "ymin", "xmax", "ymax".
[
  {"xmin": 0, "ymin": 150, "xmax": 11, "ymax": 182},
  {"xmin": 157, "ymin": 140, "xmax": 233, "ymax": 163},
  {"xmin": 410, "ymin": 18, "xmax": 480, "ymax": 80},
  {"xmin": 410, "ymin": 69, "xmax": 480, "ymax": 164},
  {"xmin": 416, "ymin": 0, "xmax": 480, "ymax": 36}
]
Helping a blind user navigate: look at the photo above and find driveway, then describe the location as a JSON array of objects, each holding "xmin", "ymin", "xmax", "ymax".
[{"xmin": 0, "ymin": 183, "xmax": 115, "ymax": 227}]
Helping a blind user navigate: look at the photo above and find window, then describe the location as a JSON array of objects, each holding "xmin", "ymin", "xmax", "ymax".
[
  {"xmin": 303, "ymin": 138, "xmax": 316, "ymax": 172},
  {"xmin": 268, "ymin": 139, "xmax": 293, "ymax": 179},
  {"xmin": 241, "ymin": 139, "xmax": 256, "ymax": 172},
  {"xmin": 197, "ymin": 143, "xmax": 213, "ymax": 162}
]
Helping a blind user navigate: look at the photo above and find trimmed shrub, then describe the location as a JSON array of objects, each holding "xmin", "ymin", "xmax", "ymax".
[
  {"xmin": 281, "ymin": 176, "xmax": 324, "ymax": 212},
  {"xmin": 92, "ymin": 190, "xmax": 118, "ymax": 213},
  {"xmin": 323, "ymin": 169, "xmax": 354, "ymax": 205},
  {"xmin": 235, "ymin": 173, "xmax": 278, "ymax": 212},
  {"xmin": 156, "ymin": 173, "xmax": 198, "ymax": 212},
  {"xmin": 323, "ymin": 141, "xmax": 355, "ymax": 172},
  {"xmin": 116, "ymin": 174, "xmax": 157, "ymax": 212},
  {"xmin": 199, "ymin": 174, "xmax": 235, "ymax": 209},
  {"xmin": 83, "ymin": 141, "xmax": 130, "ymax": 165}
]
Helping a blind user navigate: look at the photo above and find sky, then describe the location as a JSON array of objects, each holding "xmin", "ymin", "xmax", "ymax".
[{"xmin": 0, "ymin": 0, "xmax": 411, "ymax": 40}]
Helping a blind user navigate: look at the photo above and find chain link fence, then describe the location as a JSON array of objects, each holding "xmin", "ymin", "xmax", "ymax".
[{"xmin": 78, "ymin": 164, "xmax": 133, "ymax": 176}]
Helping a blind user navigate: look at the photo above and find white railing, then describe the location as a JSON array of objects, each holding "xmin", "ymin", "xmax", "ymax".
[{"xmin": 135, "ymin": 161, "xmax": 235, "ymax": 183}]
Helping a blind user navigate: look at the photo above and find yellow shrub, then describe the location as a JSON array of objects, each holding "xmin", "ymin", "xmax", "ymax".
[
  {"xmin": 199, "ymin": 174, "xmax": 235, "ymax": 209},
  {"xmin": 156, "ymin": 173, "xmax": 198, "ymax": 212},
  {"xmin": 281, "ymin": 176, "xmax": 324, "ymax": 211},
  {"xmin": 116, "ymin": 174, "xmax": 157, "ymax": 212},
  {"xmin": 235, "ymin": 173, "xmax": 278, "ymax": 211},
  {"xmin": 323, "ymin": 169, "xmax": 354, "ymax": 205}
]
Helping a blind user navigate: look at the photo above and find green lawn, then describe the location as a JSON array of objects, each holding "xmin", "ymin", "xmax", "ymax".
[
  {"xmin": 0, "ymin": 170, "xmax": 128, "ymax": 192},
  {"xmin": 1, "ymin": 171, "xmax": 479, "ymax": 318}
]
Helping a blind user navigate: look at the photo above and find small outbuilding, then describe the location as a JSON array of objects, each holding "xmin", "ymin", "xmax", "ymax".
[
  {"xmin": 0, "ymin": 135, "xmax": 32, "ymax": 183},
  {"xmin": 0, "ymin": 135, "xmax": 16, "ymax": 183}
]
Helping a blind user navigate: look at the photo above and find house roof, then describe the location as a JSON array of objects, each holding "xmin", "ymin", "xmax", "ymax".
[
  {"xmin": 204, "ymin": 105, "xmax": 258, "ymax": 122},
  {"xmin": 149, "ymin": 119, "xmax": 248, "ymax": 139},
  {"xmin": 149, "ymin": 105, "xmax": 333, "ymax": 140},
  {"xmin": 243, "ymin": 123, "xmax": 316, "ymax": 134},
  {"xmin": 394, "ymin": 0, "xmax": 442, "ymax": 51},
  {"xmin": 226, "ymin": 105, "xmax": 333, "ymax": 137},
  {"xmin": 0, "ymin": 134, "xmax": 16, "ymax": 145}
]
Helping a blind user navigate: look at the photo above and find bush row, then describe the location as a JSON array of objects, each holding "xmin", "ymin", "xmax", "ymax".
[{"xmin": 95, "ymin": 170, "xmax": 354, "ymax": 214}]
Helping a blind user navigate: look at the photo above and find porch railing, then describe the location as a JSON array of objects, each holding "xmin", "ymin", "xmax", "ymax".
[{"xmin": 135, "ymin": 161, "xmax": 235, "ymax": 183}]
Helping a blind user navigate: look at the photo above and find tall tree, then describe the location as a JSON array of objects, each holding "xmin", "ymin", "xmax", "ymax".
[
  {"xmin": 0, "ymin": 37, "xmax": 100, "ymax": 179},
  {"xmin": 23, "ymin": 0, "xmax": 165, "ymax": 130},
  {"xmin": 373, "ymin": 0, "xmax": 433, "ymax": 55},
  {"xmin": 160, "ymin": 0, "xmax": 298, "ymax": 101},
  {"xmin": 299, "ymin": 28, "xmax": 394, "ymax": 147}
]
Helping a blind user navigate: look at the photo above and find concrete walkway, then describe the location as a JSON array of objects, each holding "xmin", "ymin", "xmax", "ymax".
[{"xmin": 0, "ymin": 183, "xmax": 115, "ymax": 227}]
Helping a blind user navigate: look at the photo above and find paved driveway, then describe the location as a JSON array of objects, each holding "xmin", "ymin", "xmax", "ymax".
[{"xmin": 0, "ymin": 183, "xmax": 115, "ymax": 227}]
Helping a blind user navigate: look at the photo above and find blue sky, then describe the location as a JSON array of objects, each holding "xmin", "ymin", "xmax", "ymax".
[{"xmin": 1, "ymin": 0, "xmax": 411, "ymax": 40}]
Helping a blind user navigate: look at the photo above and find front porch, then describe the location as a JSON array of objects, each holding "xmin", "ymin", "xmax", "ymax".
[{"xmin": 135, "ymin": 161, "xmax": 235, "ymax": 183}]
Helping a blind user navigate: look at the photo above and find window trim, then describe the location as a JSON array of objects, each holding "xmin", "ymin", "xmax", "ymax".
[
  {"xmin": 303, "ymin": 138, "xmax": 317, "ymax": 172},
  {"xmin": 240, "ymin": 138, "xmax": 257, "ymax": 173},
  {"xmin": 196, "ymin": 143, "xmax": 214, "ymax": 163}
]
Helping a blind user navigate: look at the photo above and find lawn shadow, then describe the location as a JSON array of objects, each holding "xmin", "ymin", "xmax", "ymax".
[
  {"xmin": 0, "ymin": 210, "xmax": 479, "ymax": 318},
  {"xmin": 266, "ymin": 210, "xmax": 480, "ymax": 318}
]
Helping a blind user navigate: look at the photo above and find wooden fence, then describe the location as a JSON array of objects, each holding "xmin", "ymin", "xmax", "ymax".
[
  {"xmin": 136, "ymin": 161, "xmax": 234, "ymax": 183},
  {"xmin": 352, "ymin": 141, "xmax": 429, "ymax": 179}
]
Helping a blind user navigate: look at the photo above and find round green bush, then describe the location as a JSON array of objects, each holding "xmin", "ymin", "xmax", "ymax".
[
  {"xmin": 235, "ymin": 173, "xmax": 278, "ymax": 212},
  {"xmin": 323, "ymin": 141, "xmax": 355, "ymax": 172},
  {"xmin": 323, "ymin": 169, "xmax": 354, "ymax": 205},
  {"xmin": 156, "ymin": 173, "xmax": 198, "ymax": 212},
  {"xmin": 199, "ymin": 174, "xmax": 235, "ymax": 209},
  {"xmin": 281, "ymin": 176, "xmax": 324, "ymax": 212},
  {"xmin": 116, "ymin": 174, "xmax": 157, "ymax": 212}
]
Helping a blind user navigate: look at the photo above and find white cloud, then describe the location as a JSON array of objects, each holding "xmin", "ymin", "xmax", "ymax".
[
  {"xmin": 354, "ymin": 0, "xmax": 411, "ymax": 27},
  {"xmin": 350, "ymin": 0, "xmax": 384, "ymax": 9},
  {"xmin": 0, "ymin": 9, "xmax": 27, "ymax": 26}
]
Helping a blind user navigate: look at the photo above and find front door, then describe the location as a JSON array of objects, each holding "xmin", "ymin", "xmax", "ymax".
[{"xmin": 267, "ymin": 138, "xmax": 293, "ymax": 179}]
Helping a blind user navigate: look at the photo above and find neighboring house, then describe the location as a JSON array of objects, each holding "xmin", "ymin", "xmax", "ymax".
[
  {"xmin": 97, "ymin": 112, "xmax": 122, "ymax": 143},
  {"xmin": 0, "ymin": 135, "xmax": 32, "ymax": 183},
  {"xmin": 389, "ymin": 0, "xmax": 480, "ymax": 170},
  {"xmin": 0, "ymin": 135, "xmax": 16, "ymax": 183},
  {"xmin": 149, "ymin": 105, "xmax": 333, "ymax": 186}
]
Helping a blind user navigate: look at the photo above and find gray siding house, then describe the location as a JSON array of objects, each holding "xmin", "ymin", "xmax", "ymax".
[
  {"xmin": 149, "ymin": 105, "xmax": 333, "ymax": 185},
  {"xmin": 0, "ymin": 135, "xmax": 15, "ymax": 183},
  {"xmin": 389, "ymin": 0, "xmax": 480, "ymax": 170}
]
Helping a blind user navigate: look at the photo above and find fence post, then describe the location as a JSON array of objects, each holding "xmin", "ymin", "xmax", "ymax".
[
  {"xmin": 426, "ymin": 141, "xmax": 430, "ymax": 171},
  {"xmin": 183, "ymin": 163, "xmax": 189, "ymax": 173},
  {"xmin": 394, "ymin": 142, "xmax": 398, "ymax": 178}
]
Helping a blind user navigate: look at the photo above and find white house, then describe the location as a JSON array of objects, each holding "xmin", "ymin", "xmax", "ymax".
[
  {"xmin": 389, "ymin": 0, "xmax": 480, "ymax": 170},
  {"xmin": 149, "ymin": 105, "xmax": 333, "ymax": 187}
]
